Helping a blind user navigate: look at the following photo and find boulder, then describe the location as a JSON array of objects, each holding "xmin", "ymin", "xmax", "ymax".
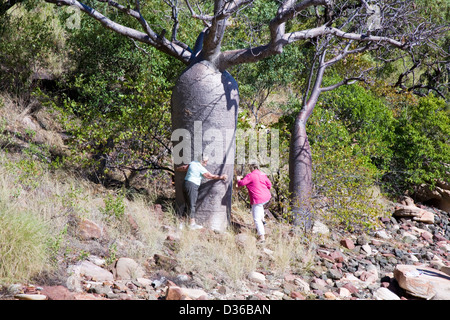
[
  {"xmin": 66, "ymin": 260, "xmax": 114, "ymax": 292},
  {"xmin": 340, "ymin": 238, "xmax": 355, "ymax": 250},
  {"xmin": 78, "ymin": 218, "xmax": 104, "ymax": 240},
  {"xmin": 393, "ymin": 197, "xmax": 434, "ymax": 224},
  {"xmin": 414, "ymin": 182, "xmax": 450, "ymax": 213},
  {"xmin": 394, "ymin": 264, "xmax": 450, "ymax": 300},
  {"xmin": 113, "ymin": 257, "xmax": 145, "ymax": 280}
]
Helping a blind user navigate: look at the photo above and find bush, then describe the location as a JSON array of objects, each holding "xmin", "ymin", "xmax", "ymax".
[
  {"xmin": 307, "ymin": 102, "xmax": 386, "ymax": 231},
  {"xmin": 389, "ymin": 95, "xmax": 450, "ymax": 192}
]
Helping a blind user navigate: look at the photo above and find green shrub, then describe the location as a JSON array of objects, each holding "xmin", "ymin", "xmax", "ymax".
[
  {"xmin": 389, "ymin": 95, "xmax": 450, "ymax": 191},
  {"xmin": 308, "ymin": 102, "xmax": 385, "ymax": 231}
]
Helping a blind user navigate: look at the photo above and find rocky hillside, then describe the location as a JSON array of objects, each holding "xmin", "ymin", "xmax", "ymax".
[
  {"xmin": 2, "ymin": 195, "xmax": 449, "ymax": 302},
  {"xmin": 0, "ymin": 96, "xmax": 449, "ymax": 304}
]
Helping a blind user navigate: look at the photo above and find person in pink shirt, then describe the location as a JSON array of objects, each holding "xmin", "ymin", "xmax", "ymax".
[{"xmin": 237, "ymin": 163, "xmax": 272, "ymax": 242}]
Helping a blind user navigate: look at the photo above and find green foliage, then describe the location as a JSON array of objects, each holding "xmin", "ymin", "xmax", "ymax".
[
  {"xmin": 274, "ymin": 81, "xmax": 450, "ymax": 231},
  {"xmin": 389, "ymin": 95, "xmax": 450, "ymax": 190},
  {"xmin": 319, "ymin": 82, "xmax": 450, "ymax": 195},
  {"xmin": 0, "ymin": 2, "xmax": 66, "ymax": 96},
  {"xmin": 321, "ymin": 81, "xmax": 396, "ymax": 171},
  {"xmin": 101, "ymin": 192, "xmax": 126, "ymax": 221},
  {"xmin": 307, "ymin": 100, "xmax": 385, "ymax": 231},
  {"xmin": 46, "ymin": 225, "xmax": 68, "ymax": 266},
  {"xmin": 38, "ymin": 13, "xmax": 181, "ymax": 184}
]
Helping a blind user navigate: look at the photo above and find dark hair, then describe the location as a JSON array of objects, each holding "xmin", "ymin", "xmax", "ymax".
[{"xmin": 249, "ymin": 163, "xmax": 259, "ymax": 171}]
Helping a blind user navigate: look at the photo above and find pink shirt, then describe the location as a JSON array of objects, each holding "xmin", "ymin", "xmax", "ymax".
[{"xmin": 238, "ymin": 169, "xmax": 272, "ymax": 205}]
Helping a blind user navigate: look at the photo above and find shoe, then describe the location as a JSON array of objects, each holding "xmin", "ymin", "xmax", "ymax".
[{"xmin": 189, "ymin": 223, "xmax": 204, "ymax": 230}]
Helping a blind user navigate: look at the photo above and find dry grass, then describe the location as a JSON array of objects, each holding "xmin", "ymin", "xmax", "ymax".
[
  {"xmin": 0, "ymin": 92, "xmax": 317, "ymax": 287},
  {"xmin": 0, "ymin": 145, "xmax": 317, "ymax": 288}
]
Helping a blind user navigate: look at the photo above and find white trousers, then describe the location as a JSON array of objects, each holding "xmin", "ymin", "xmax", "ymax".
[{"xmin": 251, "ymin": 201, "xmax": 267, "ymax": 236}]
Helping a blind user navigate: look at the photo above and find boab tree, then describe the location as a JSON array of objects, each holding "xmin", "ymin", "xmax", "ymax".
[{"xmin": 45, "ymin": 0, "xmax": 445, "ymax": 232}]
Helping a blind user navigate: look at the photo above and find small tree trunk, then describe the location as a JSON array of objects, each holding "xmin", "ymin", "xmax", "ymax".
[
  {"xmin": 289, "ymin": 112, "xmax": 313, "ymax": 230},
  {"xmin": 171, "ymin": 60, "xmax": 239, "ymax": 232}
]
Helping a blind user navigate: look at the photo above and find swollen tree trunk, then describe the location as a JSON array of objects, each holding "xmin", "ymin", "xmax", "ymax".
[{"xmin": 171, "ymin": 59, "xmax": 239, "ymax": 232}]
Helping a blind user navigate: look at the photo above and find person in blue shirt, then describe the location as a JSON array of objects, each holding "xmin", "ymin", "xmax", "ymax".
[{"xmin": 175, "ymin": 155, "xmax": 227, "ymax": 229}]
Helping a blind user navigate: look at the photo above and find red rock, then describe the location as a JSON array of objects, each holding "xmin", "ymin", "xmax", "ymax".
[
  {"xmin": 330, "ymin": 250, "xmax": 345, "ymax": 263},
  {"xmin": 165, "ymin": 286, "xmax": 186, "ymax": 300},
  {"xmin": 434, "ymin": 234, "xmax": 447, "ymax": 242},
  {"xmin": 73, "ymin": 293, "xmax": 107, "ymax": 300},
  {"xmin": 340, "ymin": 239, "xmax": 355, "ymax": 250},
  {"xmin": 394, "ymin": 264, "xmax": 450, "ymax": 300},
  {"xmin": 284, "ymin": 274, "xmax": 296, "ymax": 282},
  {"xmin": 290, "ymin": 291, "xmax": 305, "ymax": 300},
  {"xmin": 40, "ymin": 286, "xmax": 74, "ymax": 300},
  {"xmin": 421, "ymin": 231, "xmax": 433, "ymax": 243},
  {"xmin": 79, "ymin": 218, "xmax": 103, "ymax": 240}
]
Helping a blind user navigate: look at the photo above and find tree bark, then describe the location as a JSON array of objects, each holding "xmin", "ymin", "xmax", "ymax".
[
  {"xmin": 289, "ymin": 114, "xmax": 313, "ymax": 230},
  {"xmin": 289, "ymin": 48, "xmax": 326, "ymax": 231},
  {"xmin": 171, "ymin": 59, "xmax": 239, "ymax": 232}
]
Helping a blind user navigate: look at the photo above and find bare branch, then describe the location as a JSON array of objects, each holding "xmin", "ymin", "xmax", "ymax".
[
  {"xmin": 184, "ymin": 0, "xmax": 212, "ymax": 26},
  {"xmin": 45, "ymin": 0, "xmax": 192, "ymax": 63}
]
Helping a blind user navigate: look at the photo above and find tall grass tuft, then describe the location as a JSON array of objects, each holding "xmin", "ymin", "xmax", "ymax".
[{"xmin": 0, "ymin": 203, "xmax": 49, "ymax": 284}]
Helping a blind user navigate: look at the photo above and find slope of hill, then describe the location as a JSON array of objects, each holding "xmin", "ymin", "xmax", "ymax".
[{"xmin": 0, "ymin": 95, "xmax": 449, "ymax": 302}]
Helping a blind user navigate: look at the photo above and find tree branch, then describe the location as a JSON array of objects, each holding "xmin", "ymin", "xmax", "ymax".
[{"xmin": 45, "ymin": 0, "xmax": 192, "ymax": 64}]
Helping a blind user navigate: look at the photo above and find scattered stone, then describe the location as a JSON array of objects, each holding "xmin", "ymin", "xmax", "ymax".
[
  {"xmin": 323, "ymin": 291, "xmax": 337, "ymax": 300},
  {"xmin": 359, "ymin": 264, "xmax": 378, "ymax": 284},
  {"xmin": 248, "ymin": 272, "xmax": 266, "ymax": 284},
  {"xmin": 182, "ymin": 288, "xmax": 209, "ymax": 300},
  {"xmin": 41, "ymin": 285, "xmax": 74, "ymax": 300},
  {"xmin": 327, "ymin": 268, "xmax": 343, "ymax": 280},
  {"xmin": 290, "ymin": 291, "xmax": 305, "ymax": 300},
  {"xmin": 361, "ymin": 244, "xmax": 372, "ymax": 255},
  {"xmin": 294, "ymin": 278, "xmax": 310, "ymax": 293},
  {"xmin": 78, "ymin": 218, "xmax": 104, "ymax": 240},
  {"xmin": 113, "ymin": 257, "xmax": 145, "ymax": 280},
  {"xmin": 340, "ymin": 238, "xmax": 355, "ymax": 250},
  {"xmin": 14, "ymin": 293, "xmax": 47, "ymax": 300},
  {"xmin": 373, "ymin": 287, "xmax": 401, "ymax": 300},
  {"xmin": 342, "ymin": 283, "xmax": 359, "ymax": 295},
  {"xmin": 394, "ymin": 197, "xmax": 435, "ymax": 224},
  {"xmin": 338, "ymin": 287, "xmax": 351, "ymax": 298},
  {"xmin": 312, "ymin": 221, "xmax": 330, "ymax": 235},
  {"xmin": 375, "ymin": 230, "xmax": 391, "ymax": 240},
  {"xmin": 78, "ymin": 260, "xmax": 114, "ymax": 282}
]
